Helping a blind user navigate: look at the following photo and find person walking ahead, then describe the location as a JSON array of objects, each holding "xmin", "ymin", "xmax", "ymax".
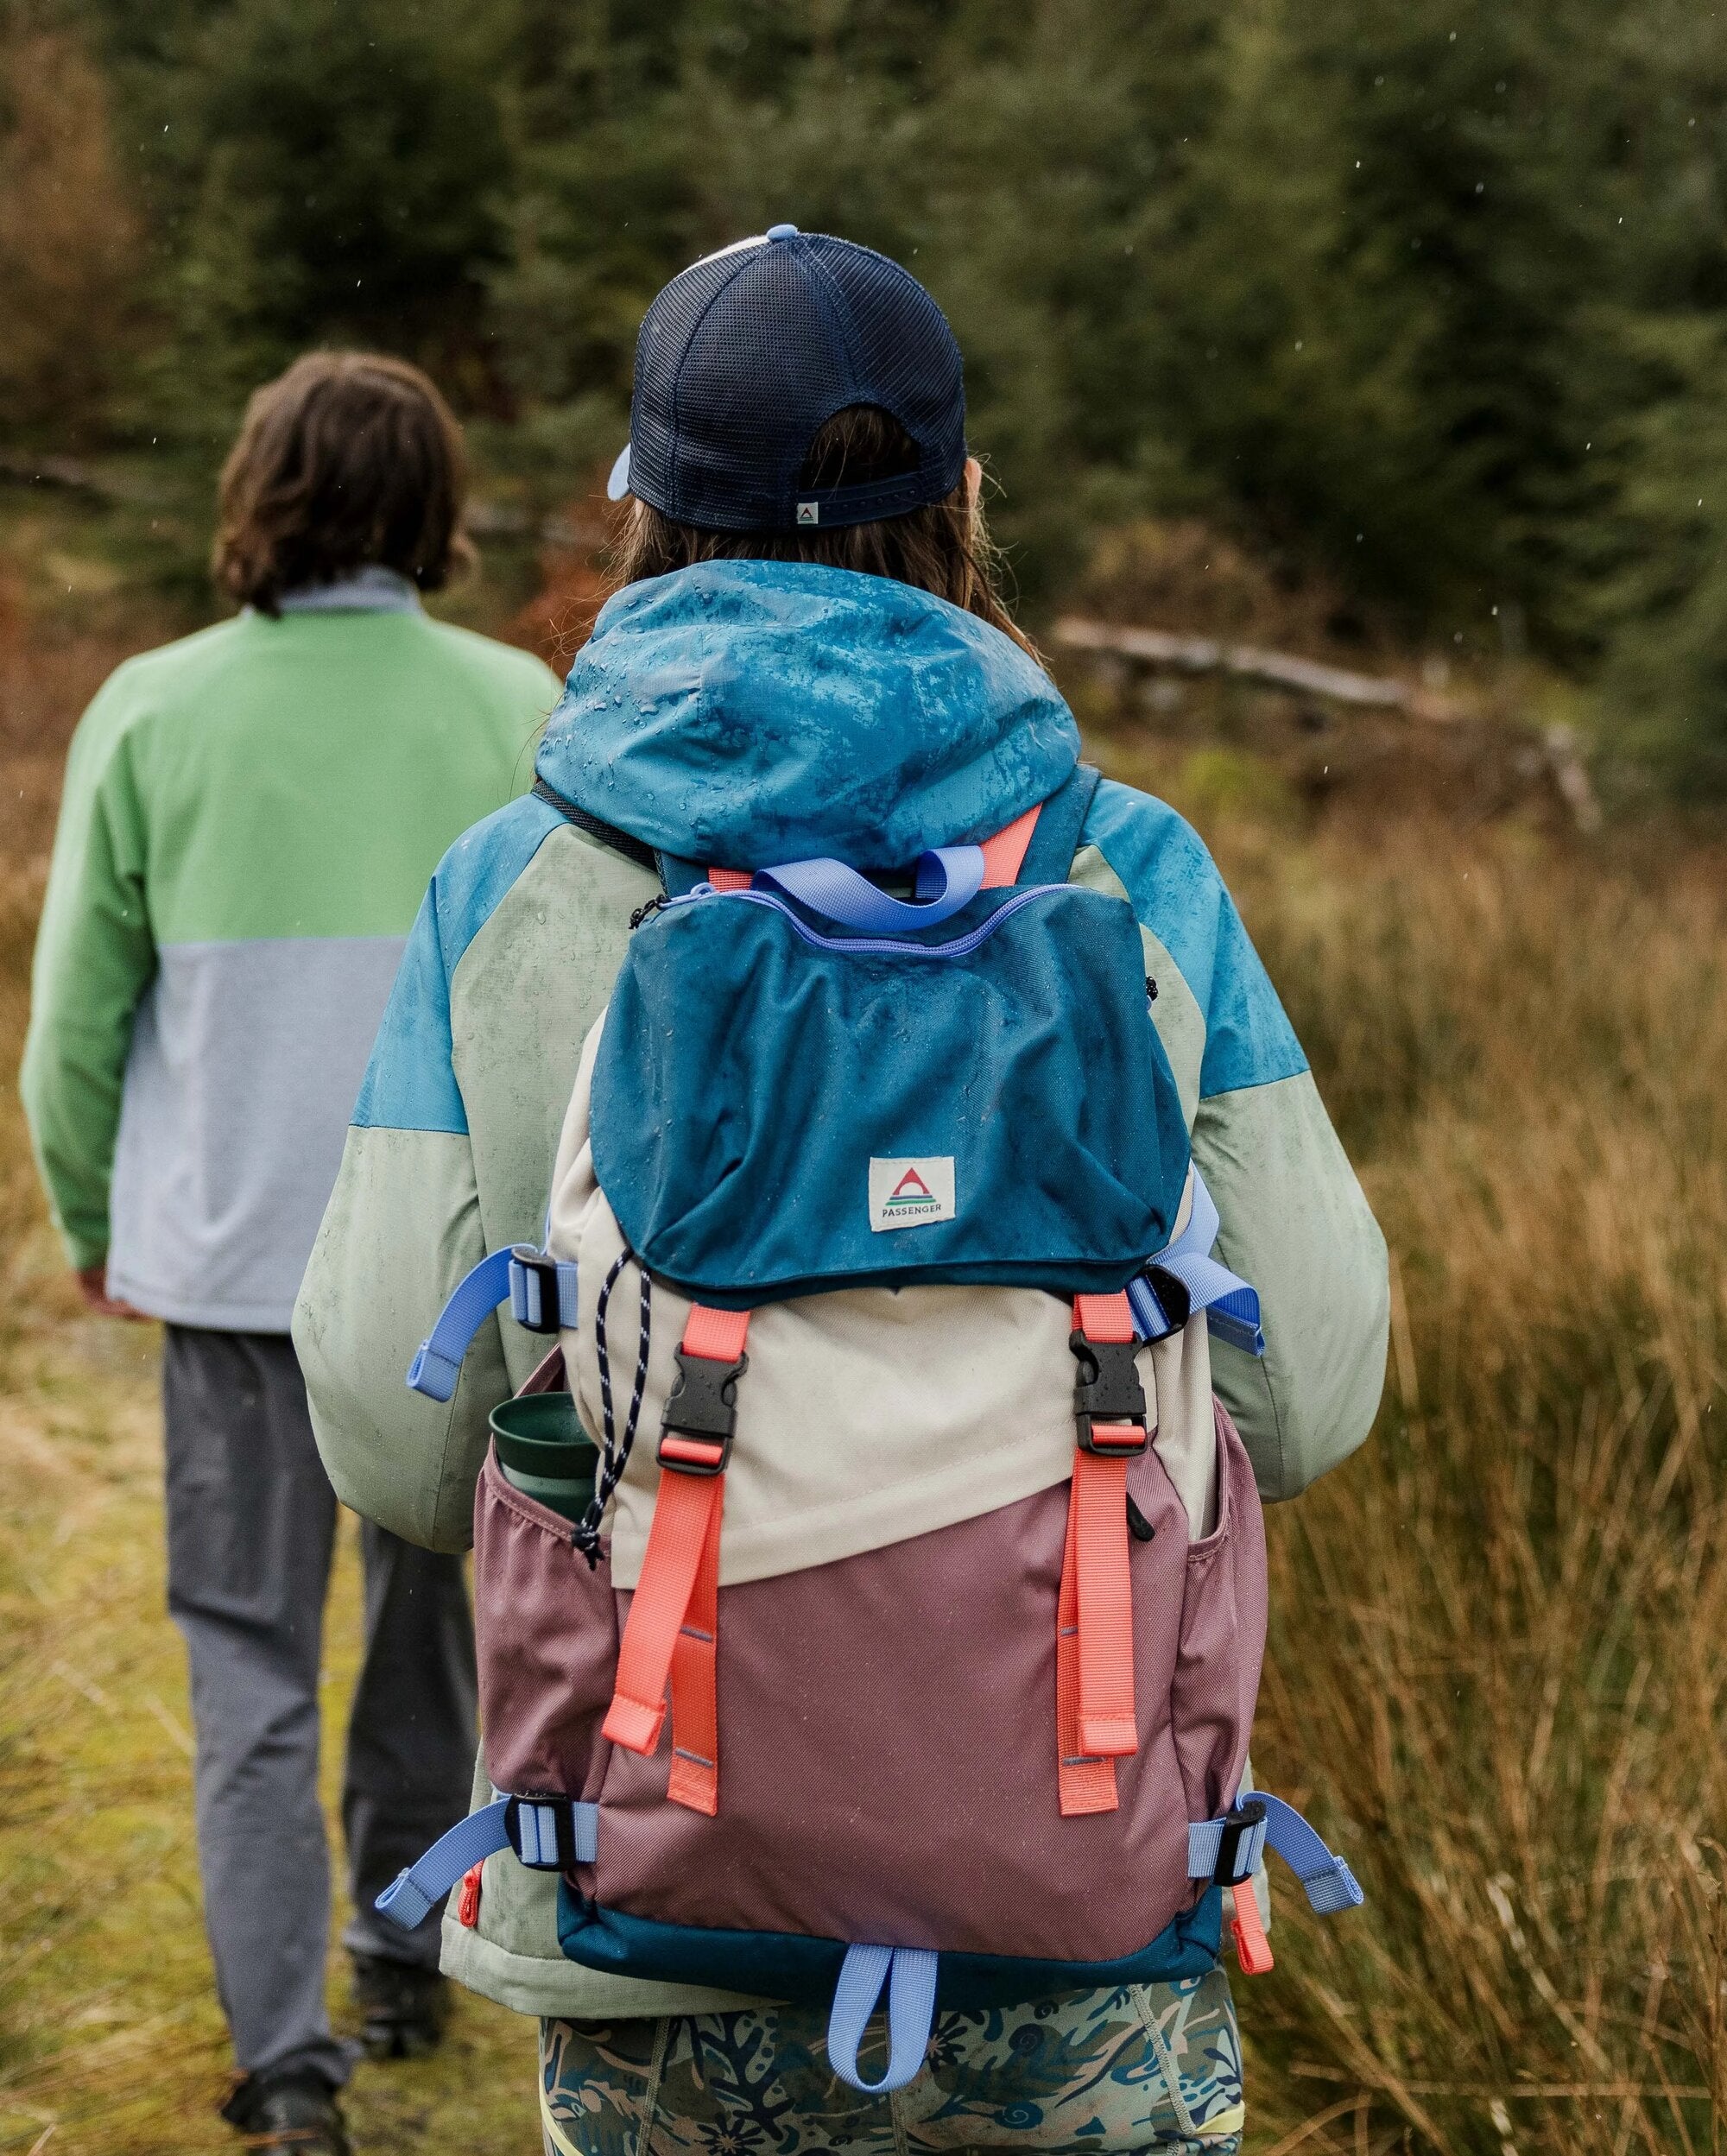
[{"xmin": 22, "ymin": 353, "xmax": 562, "ymax": 2155}]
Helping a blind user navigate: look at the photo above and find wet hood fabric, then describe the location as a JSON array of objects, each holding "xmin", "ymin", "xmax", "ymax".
[{"xmin": 535, "ymin": 560, "xmax": 1081, "ymax": 870}]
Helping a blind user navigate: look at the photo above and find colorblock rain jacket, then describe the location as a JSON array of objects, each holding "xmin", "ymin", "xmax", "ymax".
[
  {"xmin": 295, "ymin": 560, "xmax": 1389, "ymax": 2019},
  {"xmin": 23, "ymin": 589, "xmax": 560, "ymax": 1329}
]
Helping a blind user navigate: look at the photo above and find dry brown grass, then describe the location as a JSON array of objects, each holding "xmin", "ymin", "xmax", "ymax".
[
  {"xmin": 1204, "ymin": 800, "xmax": 1727, "ymax": 2153},
  {"xmin": 0, "ymin": 604, "xmax": 1720, "ymax": 2152},
  {"xmin": 0, "ymin": 28, "xmax": 141, "ymax": 443}
]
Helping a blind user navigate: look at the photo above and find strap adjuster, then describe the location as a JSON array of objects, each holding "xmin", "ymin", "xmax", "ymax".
[
  {"xmin": 657, "ymin": 1346, "xmax": 748, "ymax": 1474},
  {"xmin": 509, "ymin": 1247, "xmax": 573, "ymax": 1335},
  {"xmin": 1069, "ymin": 1329, "xmax": 1148, "ymax": 1452},
  {"xmin": 504, "ymin": 1794, "xmax": 592, "ymax": 1870},
  {"xmin": 1210, "ymin": 1798, "xmax": 1268, "ymax": 1886}
]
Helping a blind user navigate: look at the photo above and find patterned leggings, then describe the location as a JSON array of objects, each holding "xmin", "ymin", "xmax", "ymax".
[{"xmin": 539, "ymin": 1970, "xmax": 1244, "ymax": 2156}]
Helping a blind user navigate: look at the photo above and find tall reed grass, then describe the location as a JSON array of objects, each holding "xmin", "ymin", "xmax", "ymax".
[
  {"xmin": 1207, "ymin": 804, "xmax": 1727, "ymax": 2153},
  {"xmin": 0, "ymin": 686, "xmax": 1723, "ymax": 2149}
]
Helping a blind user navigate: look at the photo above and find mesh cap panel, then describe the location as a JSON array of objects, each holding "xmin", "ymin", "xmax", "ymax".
[{"xmin": 623, "ymin": 231, "xmax": 966, "ymax": 534}]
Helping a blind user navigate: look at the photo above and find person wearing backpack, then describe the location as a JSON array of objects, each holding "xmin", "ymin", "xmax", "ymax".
[
  {"xmin": 22, "ymin": 353, "xmax": 563, "ymax": 2156},
  {"xmin": 294, "ymin": 232, "xmax": 1389, "ymax": 2155}
]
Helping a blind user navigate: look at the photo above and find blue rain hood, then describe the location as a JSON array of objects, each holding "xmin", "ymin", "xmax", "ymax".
[{"xmin": 535, "ymin": 561, "xmax": 1081, "ymax": 871}]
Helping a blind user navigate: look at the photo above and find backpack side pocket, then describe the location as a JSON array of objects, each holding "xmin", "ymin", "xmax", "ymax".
[
  {"xmin": 473, "ymin": 1445, "xmax": 619, "ymax": 1803},
  {"xmin": 1170, "ymin": 1400, "xmax": 1269, "ymax": 1828}
]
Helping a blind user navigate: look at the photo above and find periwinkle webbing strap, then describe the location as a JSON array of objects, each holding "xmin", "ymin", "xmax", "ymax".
[
  {"xmin": 754, "ymin": 845, "xmax": 985, "ymax": 932},
  {"xmin": 376, "ymin": 1799, "xmax": 514, "ymax": 1929},
  {"xmin": 406, "ymin": 1249, "xmax": 514, "ymax": 1401},
  {"xmin": 1128, "ymin": 1167, "xmax": 1265, "ymax": 1356},
  {"xmin": 376, "ymin": 1794, "xmax": 600, "ymax": 1932},
  {"xmin": 406, "ymin": 1248, "xmax": 579, "ymax": 1400},
  {"xmin": 1186, "ymin": 1794, "xmax": 1363, "ymax": 1913},
  {"xmin": 826, "ymin": 1944, "xmax": 939, "ymax": 2094}
]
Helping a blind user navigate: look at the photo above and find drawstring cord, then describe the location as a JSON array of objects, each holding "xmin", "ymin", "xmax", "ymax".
[{"xmin": 577, "ymin": 1246, "xmax": 653, "ymax": 1564}]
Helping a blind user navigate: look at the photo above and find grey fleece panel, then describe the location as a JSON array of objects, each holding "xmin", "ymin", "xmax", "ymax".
[
  {"xmin": 440, "ymin": 1757, "xmax": 769, "ymax": 2021},
  {"xmin": 1194, "ymin": 1071, "xmax": 1389, "ymax": 1502},
  {"xmin": 1068, "ymin": 844, "xmax": 1205, "ymax": 1121},
  {"xmin": 110, "ymin": 935, "xmax": 406, "ymax": 1330},
  {"xmin": 452, "ymin": 825, "xmax": 659, "ymax": 1388},
  {"xmin": 295, "ymin": 1124, "xmax": 509, "ymax": 1552}
]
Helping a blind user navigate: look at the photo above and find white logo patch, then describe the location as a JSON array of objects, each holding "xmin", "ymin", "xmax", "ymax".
[
  {"xmin": 869, "ymin": 1156, "xmax": 957, "ymax": 1232},
  {"xmin": 796, "ymin": 501, "xmax": 820, "ymax": 525}
]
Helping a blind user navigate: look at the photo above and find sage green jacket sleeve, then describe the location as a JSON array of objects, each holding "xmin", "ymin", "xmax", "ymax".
[
  {"xmin": 1195, "ymin": 1072, "xmax": 1389, "ymax": 1501},
  {"xmin": 21, "ymin": 675, "xmax": 156, "ymax": 1269},
  {"xmin": 294, "ymin": 801, "xmax": 656, "ymax": 1551},
  {"xmin": 295, "ymin": 1122, "xmax": 509, "ymax": 1553},
  {"xmin": 1073, "ymin": 780, "xmax": 1389, "ymax": 1502}
]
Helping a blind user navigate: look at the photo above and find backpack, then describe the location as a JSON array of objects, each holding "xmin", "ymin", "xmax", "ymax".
[{"xmin": 383, "ymin": 764, "xmax": 1362, "ymax": 2090}]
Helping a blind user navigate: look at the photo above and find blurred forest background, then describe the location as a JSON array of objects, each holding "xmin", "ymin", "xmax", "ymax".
[
  {"xmin": 2, "ymin": 6, "xmax": 1726, "ymax": 2156},
  {"xmin": 4, "ymin": 0, "xmax": 1727, "ymax": 782}
]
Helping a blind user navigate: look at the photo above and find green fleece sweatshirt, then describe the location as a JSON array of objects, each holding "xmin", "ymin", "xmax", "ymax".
[{"xmin": 22, "ymin": 596, "xmax": 560, "ymax": 1328}]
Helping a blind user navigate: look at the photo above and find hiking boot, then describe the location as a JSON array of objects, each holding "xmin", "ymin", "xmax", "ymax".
[
  {"xmin": 220, "ymin": 2069, "xmax": 351, "ymax": 2155},
  {"xmin": 350, "ymin": 1951, "xmax": 448, "ymax": 2060}
]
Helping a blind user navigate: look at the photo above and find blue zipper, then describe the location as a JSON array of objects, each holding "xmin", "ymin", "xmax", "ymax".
[{"xmin": 665, "ymin": 881, "xmax": 1066, "ymax": 958}]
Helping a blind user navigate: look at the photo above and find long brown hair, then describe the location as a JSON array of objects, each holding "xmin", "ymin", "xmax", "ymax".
[
  {"xmin": 212, "ymin": 351, "xmax": 475, "ymax": 616},
  {"xmin": 610, "ymin": 405, "xmax": 1040, "ymax": 661}
]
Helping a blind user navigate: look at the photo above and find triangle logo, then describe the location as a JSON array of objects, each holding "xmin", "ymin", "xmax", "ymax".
[{"xmin": 869, "ymin": 1156, "xmax": 957, "ymax": 1232}]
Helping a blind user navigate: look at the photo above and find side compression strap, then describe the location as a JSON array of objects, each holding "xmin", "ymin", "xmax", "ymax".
[
  {"xmin": 407, "ymin": 1249, "xmax": 512, "ymax": 1401},
  {"xmin": 602, "ymin": 1305, "xmax": 750, "ymax": 1816},
  {"xmin": 406, "ymin": 1247, "xmax": 579, "ymax": 1400},
  {"xmin": 826, "ymin": 1944, "xmax": 939, "ymax": 2095},
  {"xmin": 1127, "ymin": 1166, "xmax": 1264, "ymax": 1357},
  {"xmin": 1187, "ymin": 1794, "xmax": 1363, "ymax": 1914},
  {"xmin": 376, "ymin": 1794, "xmax": 598, "ymax": 1930}
]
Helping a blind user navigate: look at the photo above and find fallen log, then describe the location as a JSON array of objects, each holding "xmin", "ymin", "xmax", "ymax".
[
  {"xmin": 1051, "ymin": 615, "xmax": 1442, "ymax": 717},
  {"xmin": 1051, "ymin": 614, "xmax": 1604, "ymax": 832}
]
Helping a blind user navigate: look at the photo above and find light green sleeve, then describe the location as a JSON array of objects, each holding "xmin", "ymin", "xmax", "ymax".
[
  {"xmin": 295, "ymin": 1123, "xmax": 508, "ymax": 1553},
  {"xmin": 1195, "ymin": 1071, "xmax": 1389, "ymax": 1502},
  {"xmin": 20, "ymin": 681, "xmax": 158, "ymax": 1269}
]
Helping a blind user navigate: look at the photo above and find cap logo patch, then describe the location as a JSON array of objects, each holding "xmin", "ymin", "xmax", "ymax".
[
  {"xmin": 869, "ymin": 1156, "xmax": 956, "ymax": 1231},
  {"xmin": 796, "ymin": 501, "xmax": 820, "ymax": 526}
]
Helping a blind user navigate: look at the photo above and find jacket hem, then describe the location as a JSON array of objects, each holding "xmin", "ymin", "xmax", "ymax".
[
  {"xmin": 440, "ymin": 1906, "xmax": 772, "ymax": 2022},
  {"xmin": 104, "ymin": 1272, "xmax": 297, "ymax": 1334}
]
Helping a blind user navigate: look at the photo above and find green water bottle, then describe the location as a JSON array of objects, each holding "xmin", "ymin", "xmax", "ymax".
[{"xmin": 490, "ymin": 1394, "xmax": 599, "ymax": 1522}]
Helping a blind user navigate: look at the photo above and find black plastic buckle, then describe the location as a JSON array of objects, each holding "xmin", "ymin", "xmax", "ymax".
[
  {"xmin": 510, "ymin": 1246, "xmax": 563, "ymax": 1336},
  {"xmin": 1211, "ymin": 1798, "xmax": 1268, "ymax": 1887},
  {"xmin": 657, "ymin": 1347, "xmax": 749, "ymax": 1475},
  {"xmin": 505, "ymin": 1795, "xmax": 579, "ymax": 1870},
  {"xmin": 1069, "ymin": 1329, "xmax": 1149, "ymax": 1453}
]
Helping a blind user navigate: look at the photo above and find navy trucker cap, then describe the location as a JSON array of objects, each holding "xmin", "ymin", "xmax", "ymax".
[{"xmin": 606, "ymin": 226, "xmax": 966, "ymax": 533}]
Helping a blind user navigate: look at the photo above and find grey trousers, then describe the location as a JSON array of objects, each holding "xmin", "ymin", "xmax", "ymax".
[{"xmin": 163, "ymin": 1327, "xmax": 478, "ymax": 2087}]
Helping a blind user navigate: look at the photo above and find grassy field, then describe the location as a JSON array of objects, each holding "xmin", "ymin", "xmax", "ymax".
[{"xmin": 0, "ymin": 513, "xmax": 1722, "ymax": 2153}]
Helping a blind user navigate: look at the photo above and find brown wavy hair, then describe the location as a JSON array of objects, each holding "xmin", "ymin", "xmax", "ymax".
[
  {"xmin": 212, "ymin": 352, "xmax": 475, "ymax": 615},
  {"xmin": 610, "ymin": 405, "xmax": 1039, "ymax": 660}
]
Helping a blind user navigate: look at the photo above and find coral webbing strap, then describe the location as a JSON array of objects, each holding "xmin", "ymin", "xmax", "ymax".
[
  {"xmin": 601, "ymin": 1305, "xmax": 750, "ymax": 1816},
  {"xmin": 665, "ymin": 1438, "xmax": 723, "ymax": 1816},
  {"xmin": 1058, "ymin": 1290, "xmax": 1143, "ymax": 1818},
  {"xmin": 978, "ymin": 804, "xmax": 1041, "ymax": 888},
  {"xmin": 707, "ymin": 867, "xmax": 752, "ymax": 890}
]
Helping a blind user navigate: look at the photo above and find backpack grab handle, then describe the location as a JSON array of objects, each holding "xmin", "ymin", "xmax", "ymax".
[{"xmin": 753, "ymin": 845, "xmax": 984, "ymax": 932}]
